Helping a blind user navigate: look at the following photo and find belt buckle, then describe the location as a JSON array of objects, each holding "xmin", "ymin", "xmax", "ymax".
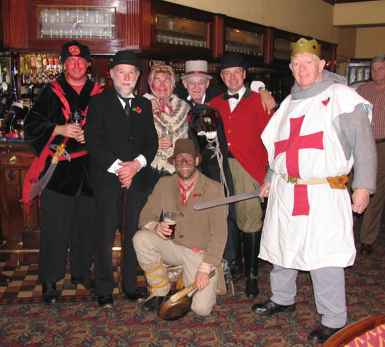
[{"xmin": 287, "ymin": 176, "xmax": 298, "ymax": 184}]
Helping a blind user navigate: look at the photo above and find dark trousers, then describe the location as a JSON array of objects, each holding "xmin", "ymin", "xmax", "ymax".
[
  {"xmin": 223, "ymin": 214, "xmax": 241, "ymax": 262},
  {"xmin": 93, "ymin": 186, "xmax": 148, "ymax": 296},
  {"xmin": 39, "ymin": 189, "xmax": 96, "ymax": 283}
]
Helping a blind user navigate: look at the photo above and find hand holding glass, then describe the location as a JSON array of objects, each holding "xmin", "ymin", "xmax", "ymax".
[{"xmin": 162, "ymin": 211, "xmax": 177, "ymax": 239}]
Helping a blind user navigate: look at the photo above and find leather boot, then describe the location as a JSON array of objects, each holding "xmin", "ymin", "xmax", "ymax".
[{"xmin": 243, "ymin": 232, "xmax": 261, "ymax": 298}]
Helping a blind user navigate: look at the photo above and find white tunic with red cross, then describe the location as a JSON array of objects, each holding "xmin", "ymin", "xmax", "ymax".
[{"xmin": 259, "ymin": 83, "xmax": 371, "ymax": 270}]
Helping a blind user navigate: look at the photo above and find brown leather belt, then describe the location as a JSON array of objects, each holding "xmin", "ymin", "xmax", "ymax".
[
  {"xmin": 375, "ymin": 138, "xmax": 385, "ymax": 144},
  {"xmin": 282, "ymin": 175, "xmax": 349, "ymax": 189}
]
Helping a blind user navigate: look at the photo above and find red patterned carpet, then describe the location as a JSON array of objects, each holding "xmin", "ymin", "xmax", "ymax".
[{"xmin": 0, "ymin": 235, "xmax": 384, "ymax": 347}]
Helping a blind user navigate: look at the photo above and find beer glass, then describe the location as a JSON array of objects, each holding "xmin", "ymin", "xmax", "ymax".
[{"xmin": 162, "ymin": 211, "xmax": 177, "ymax": 239}]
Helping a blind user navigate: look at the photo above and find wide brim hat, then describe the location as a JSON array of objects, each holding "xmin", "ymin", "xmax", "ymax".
[
  {"xmin": 167, "ymin": 139, "xmax": 200, "ymax": 164},
  {"xmin": 60, "ymin": 40, "xmax": 91, "ymax": 63},
  {"xmin": 220, "ymin": 53, "xmax": 247, "ymax": 70},
  {"xmin": 110, "ymin": 50, "xmax": 141, "ymax": 70},
  {"xmin": 181, "ymin": 60, "xmax": 212, "ymax": 80}
]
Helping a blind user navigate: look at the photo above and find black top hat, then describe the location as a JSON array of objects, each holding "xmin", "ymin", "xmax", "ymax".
[
  {"xmin": 60, "ymin": 41, "xmax": 91, "ymax": 63},
  {"xmin": 220, "ymin": 53, "xmax": 247, "ymax": 70},
  {"xmin": 110, "ymin": 50, "xmax": 141, "ymax": 70}
]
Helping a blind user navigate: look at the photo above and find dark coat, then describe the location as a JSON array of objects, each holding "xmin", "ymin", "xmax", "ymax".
[
  {"xmin": 24, "ymin": 75, "xmax": 97, "ymax": 196},
  {"xmin": 84, "ymin": 88, "xmax": 158, "ymax": 196},
  {"xmin": 187, "ymin": 103, "xmax": 234, "ymax": 196}
]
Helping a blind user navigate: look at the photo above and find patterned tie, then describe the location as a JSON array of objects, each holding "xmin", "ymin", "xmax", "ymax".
[{"xmin": 223, "ymin": 92, "xmax": 239, "ymax": 100}]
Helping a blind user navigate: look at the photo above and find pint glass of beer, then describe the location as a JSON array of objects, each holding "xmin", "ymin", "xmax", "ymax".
[{"xmin": 163, "ymin": 211, "xmax": 177, "ymax": 239}]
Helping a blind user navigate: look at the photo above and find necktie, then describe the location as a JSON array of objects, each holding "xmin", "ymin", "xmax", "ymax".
[
  {"xmin": 122, "ymin": 98, "xmax": 134, "ymax": 116},
  {"xmin": 224, "ymin": 92, "xmax": 239, "ymax": 100},
  {"xmin": 117, "ymin": 94, "xmax": 134, "ymax": 116}
]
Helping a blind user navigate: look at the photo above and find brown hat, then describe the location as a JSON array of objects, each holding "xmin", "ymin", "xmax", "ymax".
[{"xmin": 167, "ymin": 139, "xmax": 199, "ymax": 164}]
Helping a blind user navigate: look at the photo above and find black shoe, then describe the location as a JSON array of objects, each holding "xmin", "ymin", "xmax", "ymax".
[
  {"xmin": 245, "ymin": 276, "xmax": 259, "ymax": 298},
  {"xmin": 71, "ymin": 277, "xmax": 94, "ymax": 290},
  {"xmin": 124, "ymin": 287, "xmax": 148, "ymax": 301},
  {"xmin": 229, "ymin": 260, "xmax": 243, "ymax": 281},
  {"xmin": 42, "ymin": 282, "xmax": 58, "ymax": 304},
  {"xmin": 251, "ymin": 300, "xmax": 295, "ymax": 316},
  {"xmin": 97, "ymin": 294, "xmax": 114, "ymax": 308},
  {"xmin": 360, "ymin": 243, "xmax": 373, "ymax": 255},
  {"xmin": 142, "ymin": 296, "xmax": 165, "ymax": 312},
  {"xmin": 308, "ymin": 325, "xmax": 342, "ymax": 343}
]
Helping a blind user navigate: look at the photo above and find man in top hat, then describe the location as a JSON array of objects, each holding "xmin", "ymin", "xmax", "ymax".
[
  {"xmin": 356, "ymin": 54, "xmax": 385, "ymax": 256},
  {"xmin": 209, "ymin": 53, "xmax": 270, "ymax": 298},
  {"xmin": 253, "ymin": 38, "xmax": 376, "ymax": 343},
  {"xmin": 24, "ymin": 40, "xmax": 104, "ymax": 303},
  {"xmin": 85, "ymin": 50, "xmax": 158, "ymax": 307},
  {"xmin": 133, "ymin": 138, "xmax": 227, "ymax": 316}
]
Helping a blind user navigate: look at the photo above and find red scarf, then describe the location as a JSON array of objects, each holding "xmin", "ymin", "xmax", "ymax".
[{"xmin": 178, "ymin": 178, "xmax": 197, "ymax": 205}]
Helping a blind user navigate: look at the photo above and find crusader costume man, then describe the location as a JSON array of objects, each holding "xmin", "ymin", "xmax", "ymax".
[
  {"xmin": 23, "ymin": 41, "xmax": 103, "ymax": 303},
  {"xmin": 133, "ymin": 139, "xmax": 227, "ymax": 316},
  {"xmin": 85, "ymin": 50, "xmax": 158, "ymax": 308},
  {"xmin": 209, "ymin": 54, "xmax": 270, "ymax": 297},
  {"xmin": 253, "ymin": 38, "xmax": 376, "ymax": 343}
]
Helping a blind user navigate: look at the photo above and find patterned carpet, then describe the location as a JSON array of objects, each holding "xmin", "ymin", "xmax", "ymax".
[{"xmin": 0, "ymin": 234, "xmax": 384, "ymax": 347}]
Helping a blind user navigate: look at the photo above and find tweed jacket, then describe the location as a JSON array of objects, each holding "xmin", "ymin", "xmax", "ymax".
[{"xmin": 138, "ymin": 172, "xmax": 228, "ymax": 266}]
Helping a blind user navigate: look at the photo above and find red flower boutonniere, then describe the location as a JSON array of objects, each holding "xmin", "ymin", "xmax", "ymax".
[
  {"xmin": 132, "ymin": 106, "xmax": 142, "ymax": 114},
  {"xmin": 322, "ymin": 97, "xmax": 330, "ymax": 107}
]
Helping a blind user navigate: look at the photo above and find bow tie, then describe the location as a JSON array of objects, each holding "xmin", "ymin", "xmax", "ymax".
[{"xmin": 224, "ymin": 93, "xmax": 239, "ymax": 100}]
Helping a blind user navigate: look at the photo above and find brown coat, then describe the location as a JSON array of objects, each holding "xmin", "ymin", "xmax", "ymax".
[{"xmin": 138, "ymin": 172, "xmax": 228, "ymax": 266}]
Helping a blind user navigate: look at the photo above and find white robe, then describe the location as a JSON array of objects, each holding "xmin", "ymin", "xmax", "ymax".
[{"xmin": 259, "ymin": 83, "xmax": 372, "ymax": 270}]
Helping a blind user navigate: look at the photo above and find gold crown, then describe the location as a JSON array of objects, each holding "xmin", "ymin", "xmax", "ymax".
[{"xmin": 291, "ymin": 38, "xmax": 321, "ymax": 57}]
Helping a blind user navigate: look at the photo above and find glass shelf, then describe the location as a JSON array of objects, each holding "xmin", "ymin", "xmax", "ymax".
[
  {"xmin": 154, "ymin": 14, "xmax": 208, "ymax": 48},
  {"xmin": 225, "ymin": 27, "xmax": 263, "ymax": 57},
  {"xmin": 38, "ymin": 7, "xmax": 116, "ymax": 40},
  {"xmin": 273, "ymin": 37, "xmax": 292, "ymax": 61}
]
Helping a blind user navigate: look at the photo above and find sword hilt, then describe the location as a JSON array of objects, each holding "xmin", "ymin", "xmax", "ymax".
[{"xmin": 51, "ymin": 143, "xmax": 67, "ymax": 164}]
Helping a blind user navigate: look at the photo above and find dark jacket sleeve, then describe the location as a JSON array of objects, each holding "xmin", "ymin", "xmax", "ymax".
[
  {"xmin": 139, "ymin": 98, "xmax": 159, "ymax": 165},
  {"xmin": 85, "ymin": 96, "xmax": 118, "ymax": 171},
  {"xmin": 23, "ymin": 86, "xmax": 60, "ymax": 155}
]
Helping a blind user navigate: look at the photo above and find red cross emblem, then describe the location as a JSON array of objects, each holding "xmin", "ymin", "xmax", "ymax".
[{"xmin": 274, "ymin": 115, "xmax": 324, "ymax": 215}]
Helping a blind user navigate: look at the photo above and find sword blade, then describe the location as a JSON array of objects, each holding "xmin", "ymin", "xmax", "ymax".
[
  {"xmin": 193, "ymin": 189, "xmax": 260, "ymax": 210},
  {"xmin": 29, "ymin": 163, "xmax": 57, "ymax": 200}
]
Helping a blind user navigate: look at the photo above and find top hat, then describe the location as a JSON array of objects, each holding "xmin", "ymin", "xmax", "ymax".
[
  {"xmin": 181, "ymin": 60, "xmax": 212, "ymax": 80},
  {"xmin": 110, "ymin": 50, "xmax": 141, "ymax": 70},
  {"xmin": 220, "ymin": 53, "xmax": 247, "ymax": 70},
  {"xmin": 60, "ymin": 41, "xmax": 91, "ymax": 63}
]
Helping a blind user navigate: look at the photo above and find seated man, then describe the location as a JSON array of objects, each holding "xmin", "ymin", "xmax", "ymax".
[{"xmin": 133, "ymin": 139, "xmax": 228, "ymax": 316}]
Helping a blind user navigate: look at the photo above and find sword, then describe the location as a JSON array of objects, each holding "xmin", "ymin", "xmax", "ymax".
[
  {"xmin": 193, "ymin": 188, "xmax": 261, "ymax": 210},
  {"xmin": 28, "ymin": 143, "xmax": 68, "ymax": 200}
]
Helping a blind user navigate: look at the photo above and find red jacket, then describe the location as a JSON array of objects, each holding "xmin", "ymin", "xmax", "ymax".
[{"xmin": 209, "ymin": 89, "xmax": 270, "ymax": 184}]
